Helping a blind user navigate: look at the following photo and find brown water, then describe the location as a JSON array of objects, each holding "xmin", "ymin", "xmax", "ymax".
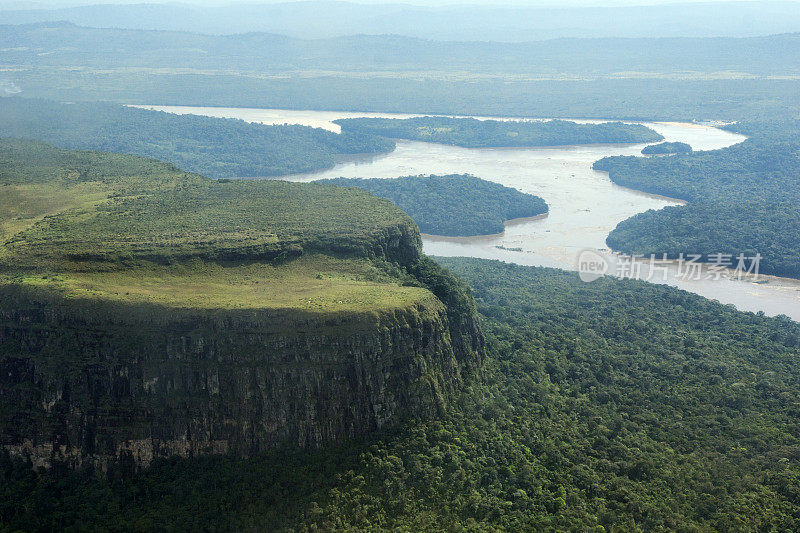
[{"xmin": 135, "ymin": 105, "xmax": 800, "ymax": 320}]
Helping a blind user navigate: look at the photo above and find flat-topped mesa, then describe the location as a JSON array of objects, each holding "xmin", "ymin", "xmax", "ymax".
[{"xmin": 0, "ymin": 140, "xmax": 484, "ymax": 471}]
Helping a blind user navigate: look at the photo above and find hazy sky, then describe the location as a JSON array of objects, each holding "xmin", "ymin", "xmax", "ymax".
[{"xmin": 0, "ymin": 0, "xmax": 783, "ymax": 7}]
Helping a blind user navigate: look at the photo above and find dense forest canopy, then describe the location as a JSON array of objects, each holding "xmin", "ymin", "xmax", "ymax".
[
  {"xmin": 316, "ymin": 175, "xmax": 548, "ymax": 237},
  {"xmin": 335, "ymin": 117, "xmax": 663, "ymax": 148},
  {"xmin": 4, "ymin": 258, "xmax": 799, "ymax": 530},
  {"xmin": 641, "ymin": 141, "xmax": 692, "ymax": 155},
  {"xmin": 0, "ymin": 98, "xmax": 394, "ymax": 178},
  {"xmin": 595, "ymin": 120, "xmax": 800, "ymax": 278}
]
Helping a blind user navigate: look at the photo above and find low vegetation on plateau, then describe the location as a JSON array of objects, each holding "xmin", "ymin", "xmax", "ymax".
[
  {"xmin": 0, "ymin": 138, "xmax": 449, "ymax": 316},
  {"xmin": 0, "ymin": 139, "xmax": 412, "ymax": 266},
  {"xmin": 317, "ymin": 174, "xmax": 548, "ymax": 236},
  {"xmin": 335, "ymin": 116, "xmax": 663, "ymax": 148}
]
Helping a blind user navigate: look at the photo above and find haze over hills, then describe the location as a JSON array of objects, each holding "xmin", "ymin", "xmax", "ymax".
[
  {"xmin": 1, "ymin": 1, "xmax": 800, "ymax": 40},
  {"xmin": 2, "ymin": 22, "xmax": 800, "ymax": 78}
]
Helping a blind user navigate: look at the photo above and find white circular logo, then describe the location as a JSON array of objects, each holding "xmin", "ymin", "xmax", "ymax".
[{"xmin": 577, "ymin": 249, "xmax": 610, "ymax": 282}]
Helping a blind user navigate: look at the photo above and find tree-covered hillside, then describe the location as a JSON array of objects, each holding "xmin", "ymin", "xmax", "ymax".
[
  {"xmin": 317, "ymin": 175, "xmax": 548, "ymax": 236},
  {"xmin": 595, "ymin": 120, "xmax": 800, "ymax": 278},
  {"xmin": 335, "ymin": 116, "xmax": 663, "ymax": 148},
  {"xmin": 641, "ymin": 141, "xmax": 692, "ymax": 155},
  {"xmin": 0, "ymin": 98, "xmax": 394, "ymax": 178},
  {"xmin": 3, "ymin": 258, "xmax": 799, "ymax": 530}
]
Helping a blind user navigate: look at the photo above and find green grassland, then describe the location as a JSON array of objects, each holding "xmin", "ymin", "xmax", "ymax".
[
  {"xmin": 0, "ymin": 138, "xmax": 203, "ymax": 258},
  {"xmin": 0, "ymin": 182, "xmax": 108, "ymax": 242},
  {"xmin": 6, "ymin": 256, "xmax": 434, "ymax": 313}
]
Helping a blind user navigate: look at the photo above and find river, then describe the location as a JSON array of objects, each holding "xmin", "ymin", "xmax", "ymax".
[{"xmin": 136, "ymin": 105, "xmax": 800, "ymax": 320}]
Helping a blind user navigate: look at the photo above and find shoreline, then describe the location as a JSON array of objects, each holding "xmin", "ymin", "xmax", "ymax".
[
  {"xmin": 421, "ymin": 213, "xmax": 549, "ymax": 241},
  {"xmin": 130, "ymin": 104, "xmax": 692, "ymax": 126},
  {"xmin": 605, "ymin": 178, "xmax": 690, "ymax": 205},
  {"xmin": 131, "ymin": 104, "xmax": 795, "ymax": 316}
]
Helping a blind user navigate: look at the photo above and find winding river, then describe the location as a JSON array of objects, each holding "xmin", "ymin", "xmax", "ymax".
[{"xmin": 138, "ymin": 105, "xmax": 800, "ymax": 320}]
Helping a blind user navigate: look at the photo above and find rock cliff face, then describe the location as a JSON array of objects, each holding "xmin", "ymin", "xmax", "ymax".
[{"xmin": 0, "ymin": 279, "xmax": 483, "ymax": 471}]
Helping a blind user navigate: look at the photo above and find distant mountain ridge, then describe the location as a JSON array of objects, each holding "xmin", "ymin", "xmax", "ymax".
[
  {"xmin": 1, "ymin": 1, "xmax": 800, "ymax": 41},
  {"xmin": 2, "ymin": 21, "xmax": 800, "ymax": 77}
]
